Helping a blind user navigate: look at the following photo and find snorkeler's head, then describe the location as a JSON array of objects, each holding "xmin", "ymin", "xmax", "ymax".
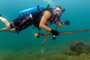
[
  {"xmin": 53, "ymin": 6, "xmax": 63, "ymax": 16},
  {"xmin": 55, "ymin": 6, "xmax": 63, "ymax": 11}
]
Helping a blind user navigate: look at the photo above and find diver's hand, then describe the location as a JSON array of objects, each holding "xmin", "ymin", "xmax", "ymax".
[
  {"xmin": 50, "ymin": 29, "xmax": 59, "ymax": 36},
  {"xmin": 64, "ymin": 21, "xmax": 70, "ymax": 25}
]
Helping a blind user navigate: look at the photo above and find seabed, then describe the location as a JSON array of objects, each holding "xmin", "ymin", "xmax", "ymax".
[{"xmin": 0, "ymin": 41, "xmax": 90, "ymax": 60}]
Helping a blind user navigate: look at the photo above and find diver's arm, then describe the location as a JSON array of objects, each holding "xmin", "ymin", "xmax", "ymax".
[
  {"xmin": 39, "ymin": 11, "xmax": 52, "ymax": 32},
  {"xmin": 55, "ymin": 21, "xmax": 65, "ymax": 27}
]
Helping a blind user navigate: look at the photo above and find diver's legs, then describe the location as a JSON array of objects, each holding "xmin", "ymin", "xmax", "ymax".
[
  {"xmin": 0, "ymin": 17, "xmax": 11, "ymax": 29},
  {"xmin": 0, "ymin": 17, "xmax": 16, "ymax": 33},
  {"xmin": 0, "ymin": 28, "xmax": 16, "ymax": 33}
]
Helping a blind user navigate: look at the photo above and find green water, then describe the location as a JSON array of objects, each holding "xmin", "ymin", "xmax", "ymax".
[{"xmin": 0, "ymin": 0, "xmax": 90, "ymax": 60}]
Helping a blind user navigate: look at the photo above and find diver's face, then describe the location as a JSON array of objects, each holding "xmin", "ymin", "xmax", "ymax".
[{"xmin": 55, "ymin": 7, "xmax": 62, "ymax": 16}]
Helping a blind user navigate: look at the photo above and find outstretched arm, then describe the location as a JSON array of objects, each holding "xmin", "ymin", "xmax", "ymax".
[
  {"xmin": 55, "ymin": 19, "xmax": 70, "ymax": 27},
  {"xmin": 55, "ymin": 21, "xmax": 65, "ymax": 27}
]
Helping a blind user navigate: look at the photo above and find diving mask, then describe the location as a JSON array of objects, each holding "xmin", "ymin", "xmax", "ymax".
[{"xmin": 54, "ymin": 8, "xmax": 62, "ymax": 16}]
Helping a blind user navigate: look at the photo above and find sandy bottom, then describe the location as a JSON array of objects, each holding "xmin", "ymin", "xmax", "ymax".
[{"xmin": 0, "ymin": 44, "xmax": 90, "ymax": 60}]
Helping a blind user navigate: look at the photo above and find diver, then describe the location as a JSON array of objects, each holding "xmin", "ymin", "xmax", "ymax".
[{"xmin": 0, "ymin": 5, "xmax": 70, "ymax": 36}]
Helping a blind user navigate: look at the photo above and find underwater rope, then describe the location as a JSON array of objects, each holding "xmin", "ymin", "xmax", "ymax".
[{"xmin": 41, "ymin": 29, "xmax": 90, "ymax": 36}]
